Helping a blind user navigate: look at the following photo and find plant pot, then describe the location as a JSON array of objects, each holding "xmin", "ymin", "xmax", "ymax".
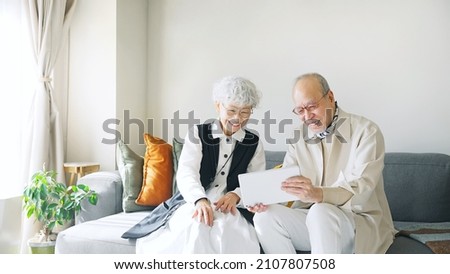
[{"xmin": 28, "ymin": 239, "xmax": 56, "ymax": 254}]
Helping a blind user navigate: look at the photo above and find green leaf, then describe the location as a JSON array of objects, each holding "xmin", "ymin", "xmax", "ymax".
[
  {"xmin": 39, "ymin": 184, "xmax": 48, "ymax": 199},
  {"xmin": 26, "ymin": 207, "xmax": 35, "ymax": 218},
  {"xmin": 48, "ymin": 221, "xmax": 56, "ymax": 231},
  {"xmin": 89, "ymin": 194, "xmax": 98, "ymax": 205},
  {"xmin": 64, "ymin": 201, "xmax": 75, "ymax": 210},
  {"xmin": 77, "ymin": 184, "xmax": 89, "ymax": 192},
  {"xmin": 41, "ymin": 201, "xmax": 48, "ymax": 213},
  {"xmin": 47, "ymin": 203, "xmax": 58, "ymax": 209}
]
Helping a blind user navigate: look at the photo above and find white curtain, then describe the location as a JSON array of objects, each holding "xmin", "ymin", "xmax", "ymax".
[{"xmin": 20, "ymin": 0, "xmax": 77, "ymax": 253}]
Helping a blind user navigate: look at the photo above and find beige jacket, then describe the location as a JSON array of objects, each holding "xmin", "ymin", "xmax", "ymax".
[{"xmin": 283, "ymin": 109, "xmax": 395, "ymax": 253}]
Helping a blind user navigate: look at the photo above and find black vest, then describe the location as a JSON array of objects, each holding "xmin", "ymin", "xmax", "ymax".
[{"xmin": 197, "ymin": 123, "xmax": 259, "ymax": 192}]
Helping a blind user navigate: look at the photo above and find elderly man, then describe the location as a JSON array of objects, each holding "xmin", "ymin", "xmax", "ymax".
[{"xmin": 250, "ymin": 73, "xmax": 395, "ymax": 254}]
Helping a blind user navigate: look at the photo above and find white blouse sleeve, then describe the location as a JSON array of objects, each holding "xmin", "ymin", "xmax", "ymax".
[{"xmin": 176, "ymin": 126, "xmax": 207, "ymax": 204}]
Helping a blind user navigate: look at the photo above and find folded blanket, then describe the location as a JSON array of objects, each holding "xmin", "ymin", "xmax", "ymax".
[{"xmin": 395, "ymin": 222, "xmax": 450, "ymax": 254}]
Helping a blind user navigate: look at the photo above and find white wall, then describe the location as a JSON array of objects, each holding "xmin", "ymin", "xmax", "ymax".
[
  {"xmin": 147, "ymin": 0, "xmax": 450, "ymax": 154},
  {"xmin": 68, "ymin": 0, "xmax": 117, "ymax": 170},
  {"xmin": 68, "ymin": 0, "xmax": 148, "ymax": 170},
  {"xmin": 116, "ymin": 0, "xmax": 148, "ymax": 156}
]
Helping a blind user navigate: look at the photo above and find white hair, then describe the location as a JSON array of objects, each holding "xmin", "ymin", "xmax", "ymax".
[{"xmin": 212, "ymin": 76, "xmax": 261, "ymax": 108}]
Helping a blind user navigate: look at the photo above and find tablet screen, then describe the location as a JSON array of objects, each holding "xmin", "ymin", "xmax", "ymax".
[{"xmin": 238, "ymin": 166, "xmax": 300, "ymax": 207}]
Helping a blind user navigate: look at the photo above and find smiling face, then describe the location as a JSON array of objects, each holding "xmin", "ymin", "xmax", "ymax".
[
  {"xmin": 292, "ymin": 77, "xmax": 336, "ymax": 133},
  {"xmin": 215, "ymin": 102, "xmax": 253, "ymax": 136}
]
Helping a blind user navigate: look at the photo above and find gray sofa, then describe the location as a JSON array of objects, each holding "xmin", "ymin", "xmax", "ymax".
[{"xmin": 55, "ymin": 151, "xmax": 450, "ymax": 254}]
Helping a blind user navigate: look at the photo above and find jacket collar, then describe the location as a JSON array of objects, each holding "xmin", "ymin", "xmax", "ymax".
[{"xmin": 305, "ymin": 107, "xmax": 351, "ymax": 144}]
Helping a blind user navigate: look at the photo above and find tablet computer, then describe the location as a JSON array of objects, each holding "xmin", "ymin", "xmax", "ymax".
[{"xmin": 238, "ymin": 166, "xmax": 300, "ymax": 207}]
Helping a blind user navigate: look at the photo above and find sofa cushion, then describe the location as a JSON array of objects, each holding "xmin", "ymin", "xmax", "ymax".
[
  {"xmin": 383, "ymin": 153, "xmax": 450, "ymax": 222},
  {"xmin": 172, "ymin": 138, "xmax": 183, "ymax": 173},
  {"xmin": 135, "ymin": 134, "xmax": 173, "ymax": 206},
  {"xmin": 116, "ymin": 140, "xmax": 154, "ymax": 213},
  {"xmin": 57, "ymin": 211, "xmax": 150, "ymax": 254},
  {"xmin": 172, "ymin": 138, "xmax": 184, "ymax": 194}
]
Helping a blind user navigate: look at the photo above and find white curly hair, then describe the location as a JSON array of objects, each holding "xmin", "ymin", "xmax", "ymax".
[{"xmin": 212, "ymin": 76, "xmax": 261, "ymax": 108}]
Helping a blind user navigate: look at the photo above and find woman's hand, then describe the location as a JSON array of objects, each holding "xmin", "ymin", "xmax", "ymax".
[
  {"xmin": 192, "ymin": 198, "xmax": 214, "ymax": 226},
  {"xmin": 282, "ymin": 175, "xmax": 323, "ymax": 203},
  {"xmin": 214, "ymin": 192, "xmax": 240, "ymax": 215}
]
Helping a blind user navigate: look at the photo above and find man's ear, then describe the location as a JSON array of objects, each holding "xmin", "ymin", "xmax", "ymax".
[{"xmin": 327, "ymin": 90, "xmax": 335, "ymax": 103}]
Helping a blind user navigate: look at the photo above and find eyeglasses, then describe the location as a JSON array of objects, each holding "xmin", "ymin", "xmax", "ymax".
[
  {"xmin": 292, "ymin": 91, "xmax": 329, "ymax": 116},
  {"xmin": 221, "ymin": 103, "xmax": 253, "ymax": 118}
]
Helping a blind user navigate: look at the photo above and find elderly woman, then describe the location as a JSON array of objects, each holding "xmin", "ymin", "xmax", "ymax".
[{"xmin": 135, "ymin": 76, "xmax": 265, "ymax": 253}]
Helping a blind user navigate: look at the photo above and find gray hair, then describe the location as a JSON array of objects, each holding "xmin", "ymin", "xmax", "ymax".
[
  {"xmin": 212, "ymin": 76, "xmax": 261, "ymax": 108},
  {"xmin": 294, "ymin": 73, "xmax": 330, "ymax": 95}
]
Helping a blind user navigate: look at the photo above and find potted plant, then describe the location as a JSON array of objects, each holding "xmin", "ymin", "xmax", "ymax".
[{"xmin": 22, "ymin": 164, "xmax": 98, "ymax": 254}]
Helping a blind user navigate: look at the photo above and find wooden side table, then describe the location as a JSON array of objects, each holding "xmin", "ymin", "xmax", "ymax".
[{"xmin": 63, "ymin": 162, "xmax": 100, "ymax": 186}]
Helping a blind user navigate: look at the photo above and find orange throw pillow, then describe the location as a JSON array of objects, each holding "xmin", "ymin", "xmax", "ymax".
[{"xmin": 135, "ymin": 134, "xmax": 173, "ymax": 206}]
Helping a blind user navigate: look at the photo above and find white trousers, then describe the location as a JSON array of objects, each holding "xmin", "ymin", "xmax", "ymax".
[{"xmin": 253, "ymin": 203, "xmax": 355, "ymax": 254}]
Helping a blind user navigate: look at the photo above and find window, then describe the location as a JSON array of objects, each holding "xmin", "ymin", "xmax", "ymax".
[{"xmin": 0, "ymin": 0, "xmax": 34, "ymax": 198}]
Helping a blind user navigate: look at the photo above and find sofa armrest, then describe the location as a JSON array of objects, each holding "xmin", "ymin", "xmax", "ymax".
[{"xmin": 75, "ymin": 171, "xmax": 123, "ymax": 224}]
